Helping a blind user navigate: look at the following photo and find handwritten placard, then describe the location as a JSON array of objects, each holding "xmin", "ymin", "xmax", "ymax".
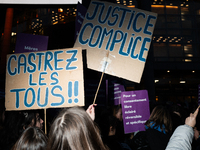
[
  {"xmin": 5, "ymin": 47, "xmax": 84, "ymax": 110},
  {"xmin": 74, "ymin": 0, "xmax": 157, "ymax": 83},
  {"xmin": 121, "ymin": 90, "xmax": 150, "ymax": 134}
]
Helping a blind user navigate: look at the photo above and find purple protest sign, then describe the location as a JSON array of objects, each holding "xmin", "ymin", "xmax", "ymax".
[
  {"xmin": 15, "ymin": 33, "xmax": 48, "ymax": 53},
  {"xmin": 114, "ymin": 83, "xmax": 125, "ymax": 105},
  {"xmin": 74, "ymin": 2, "xmax": 87, "ymax": 41},
  {"xmin": 121, "ymin": 90, "xmax": 150, "ymax": 134},
  {"xmin": 198, "ymin": 84, "xmax": 200, "ymax": 105}
]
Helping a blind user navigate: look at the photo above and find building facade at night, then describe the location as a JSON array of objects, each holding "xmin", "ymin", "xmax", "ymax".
[{"xmin": 1, "ymin": 0, "xmax": 200, "ymax": 104}]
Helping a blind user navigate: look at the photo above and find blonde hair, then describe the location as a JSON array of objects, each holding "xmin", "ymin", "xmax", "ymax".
[{"xmin": 145, "ymin": 105, "xmax": 172, "ymax": 133}]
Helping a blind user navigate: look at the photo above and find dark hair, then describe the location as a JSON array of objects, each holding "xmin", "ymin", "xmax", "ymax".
[
  {"xmin": 112, "ymin": 105, "xmax": 122, "ymax": 116},
  {"xmin": 21, "ymin": 110, "xmax": 38, "ymax": 129},
  {"xmin": 0, "ymin": 111, "xmax": 25, "ymax": 150},
  {"xmin": 0, "ymin": 98, "xmax": 5, "ymax": 129},
  {"xmin": 98, "ymin": 110, "xmax": 118, "ymax": 138},
  {"xmin": 12, "ymin": 127, "xmax": 48, "ymax": 150},
  {"xmin": 46, "ymin": 106, "xmax": 108, "ymax": 150},
  {"xmin": 145, "ymin": 105, "xmax": 172, "ymax": 134}
]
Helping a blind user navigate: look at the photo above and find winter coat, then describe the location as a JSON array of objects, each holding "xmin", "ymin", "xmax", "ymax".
[{"xmin": 165, "ymin": 125, "xmax": 194, "ymax": 150}]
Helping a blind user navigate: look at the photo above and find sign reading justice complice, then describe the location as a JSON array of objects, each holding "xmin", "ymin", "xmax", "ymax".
[
  {"xmin": 5, "ymin": 47, "xmax": 84, "ymax": 110},
  {"xmin": 74, "ymin": 0, "xmax": 157, "ymax": 83}
]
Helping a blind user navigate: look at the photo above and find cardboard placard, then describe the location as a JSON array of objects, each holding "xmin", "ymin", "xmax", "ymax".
[
  {"xmin": 74, "ymin": 0, "xmax": 157, "ymax": 83},
  {"xmin": 121, "ymin": 90, "xmax": 150, "ymax": 134},
  {"xmin": 5, "ymin": 47, "xmax": 84, "ymax": 110}
]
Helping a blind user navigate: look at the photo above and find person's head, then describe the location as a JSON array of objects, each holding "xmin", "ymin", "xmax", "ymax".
[
  {"xmin": 113, "ymin": 105, "xmax": 123, "ymax": 121},
  {"xmin": 99, "ymin": 115, "xmax": 118, "ymax": 137},
  {"xmin": 47, "ymin": 106, "xmax": 108, "ymax": 150},
  {"xmin": 21, "ymin": 110, "xmax": 43, "ymax": 130},
  {"xmin": 145, "ymin": 105, "xmax": 173, "ymax": 134},
  {"xmin": 12, "ymin": 127, "xmax": 48, "ymax": 150}
]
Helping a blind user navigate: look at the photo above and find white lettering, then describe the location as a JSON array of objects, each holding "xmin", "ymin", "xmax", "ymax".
[
  {"xmin": 123, "ymin": 94, "xmax": 131, "ymax": 98},
  {"xmin": 24, "ymin": 46, "xmax": 38, "ymax": 51},
  {"xmin": 124, "ymin": 105, "xmax": 132, "ymax": 108},
  {"xmin": 124, "ymin": 98, "xmax": 147, "ymax": 103}
]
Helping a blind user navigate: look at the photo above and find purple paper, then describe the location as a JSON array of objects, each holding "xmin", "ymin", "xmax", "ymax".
[
  {"xmin": 15, "ymin": 33, "xmax": 48, "ymax": 53},
  {"xmin": 114, "ymin": 83, "xmax": 125, "ymax": 105},
  {"xmin": 121, "ymin": 90, "xmax": 150, "ymax": 134},
  {"xmin": 75, "ymin": 2, "xmax": 87, "ymax": 41}
]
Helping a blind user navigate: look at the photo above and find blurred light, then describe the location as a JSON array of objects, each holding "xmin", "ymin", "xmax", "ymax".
[
  {"xmin": 185, "ymin": 59, "xmax": 192, "ymax": 62},
  {"xmin": 11, "ymin": 32, "xmax": 16, "ymax": 36},
  {"xmin": 156, "ymin": 96, "xmax": 158, "ymax": 101},
  {"xmin": 58, "ymin": 8, "xmax": 63, "ymax": 12},
  {"xmin": 167, "ymin": 70, "xmax": 170, "ymax": 73},
  {"xmin": 155, "ymin": 80, "xmax": 159, "ymax": 83},
  {"xmin": 180, "ymin": 81, "xmax": 186, "ymax": 83},
  {"xmin": 127, "ymin": 5, "xmax": 135, "ymax": 7},
  {"xmin": 53, "ymin": 21, "xmax": 58, "ymax": 25},
  {"xmin": 186, "ymin": 54, "xmax": 193, "ymax": 57},
  {"xmin": 192, "ymin": 71, "xmax": 195, "ymax": 73}
]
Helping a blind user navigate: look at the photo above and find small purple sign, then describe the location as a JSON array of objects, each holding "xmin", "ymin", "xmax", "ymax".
[
  {"xmin": 114, "ymin": 83, "xmax": 125, "ymax": 105},
  {"xmin": 198, "ymin": 84, "xmax": 200, "ymax": 105},
  {"xmin": 15, "ymin": 33, "xmax": 48, "ymax": 53},
  {"xmin": 121, "ymin": 90, "xmax": 150, "ymax": 134},
  {"xmin": 75, "ymin": 2, "xmax": 87, "ymax": 41}
]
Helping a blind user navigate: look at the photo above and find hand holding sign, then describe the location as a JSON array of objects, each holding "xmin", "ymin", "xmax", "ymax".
[
  {"xmin": 185, "ymin": 106, "xmax": 199, "ymax": 128},
  {"xmin": 86, "ymin": 104, "xmax": 97, "ymax": 120}
]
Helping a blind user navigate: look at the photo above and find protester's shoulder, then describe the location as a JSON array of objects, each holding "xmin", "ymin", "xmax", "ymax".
[
  {"xmin": 130, "ymin": 131, "xmax": 151, "ymax": 150},
  {"xmin": 146, "ymin": 128, "xmax": 170, "ymax": 139}
]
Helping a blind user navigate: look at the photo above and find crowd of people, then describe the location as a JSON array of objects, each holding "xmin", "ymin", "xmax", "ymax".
[{"xmin": 0, "ymin": 98, "xmax": 200, "ymax": 150}]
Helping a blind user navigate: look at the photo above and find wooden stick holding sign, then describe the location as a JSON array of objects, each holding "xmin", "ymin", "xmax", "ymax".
[
  {"xmin": 93, "ymin": 51, "xmax": 109, "ymax": 104},
  {"xmin": 44, "ymin": 109, "xmax": 47, "ymax": 135}
]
